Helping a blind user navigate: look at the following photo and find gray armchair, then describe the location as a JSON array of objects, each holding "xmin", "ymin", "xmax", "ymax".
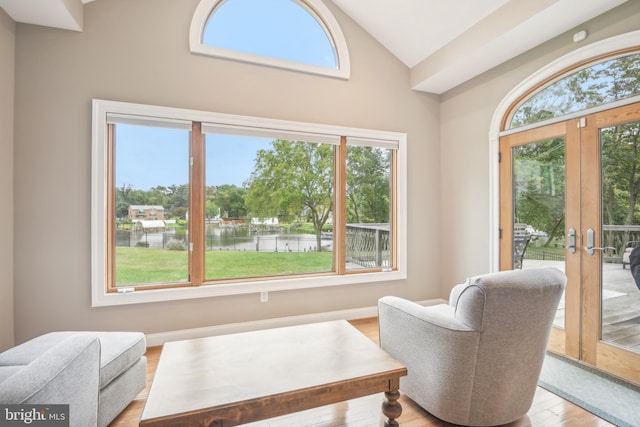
[
  {"xmin": 378, "ymin": 268, "xmax": 565, "ymax": 426},
  {"xmin": 0, "ymin": 331, "xmax": 147, "ymax": 427},
  {"xmin": 0, "ymin": 335, "xmax": 101, "ymax": 426}
]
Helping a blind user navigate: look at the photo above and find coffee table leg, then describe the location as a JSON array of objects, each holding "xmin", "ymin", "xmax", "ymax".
[{"xmin": 382, "ymin": 389, "xmax": 402, "ymax": 427}]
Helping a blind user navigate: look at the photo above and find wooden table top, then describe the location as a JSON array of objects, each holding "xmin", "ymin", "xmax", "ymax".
[{"xmin": 140, "ymin": 320, "xmax": 407, "ymax": 426}]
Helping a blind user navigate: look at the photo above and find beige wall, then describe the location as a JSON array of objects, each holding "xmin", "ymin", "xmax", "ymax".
[
  {"xmin": 0, "ymin": 8, "xmax": 15, "ymax": 351},
  {"xmin": 12, "ymin": 0, "xmax": 440, "ymax": 341},
  {"xmin": 439, "ymin": 1, "xmax": 640, "ymax": 293}
]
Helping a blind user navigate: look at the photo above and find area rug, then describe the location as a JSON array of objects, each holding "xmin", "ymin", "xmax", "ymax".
[{"xmin": 538, "ymin": 352, "xmax": 640, "ymax": 427}]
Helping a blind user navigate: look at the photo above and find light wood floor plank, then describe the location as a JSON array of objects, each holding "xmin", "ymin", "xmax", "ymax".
[{"xmin": 110, "ymin": 318, "xmax": 613, "ymax": 426}]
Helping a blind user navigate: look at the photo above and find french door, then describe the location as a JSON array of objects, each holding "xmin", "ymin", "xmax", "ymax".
[{"xmin": 500, "ymin": 102, "xmax": 640, "ymax": 384}]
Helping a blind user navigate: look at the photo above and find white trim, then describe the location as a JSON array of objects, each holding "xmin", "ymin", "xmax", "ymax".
[
  {"xmin": 144, "ymin": 299, "xmax": 445, "ymax": 346},
  {"xmin": 189, "ymin": 0, "xmax": 350, "ymax": 80},
  {"xmin": 91, "ymin": 99, "xmax": 407, "ymax": 307},
  {"xmin": 489, "ymin": 30, "xmax": 640, "ymax": 271},
  {"xmin": 346, "ymin": 136, "xmax": 398, "ymax": 150},
  {"xmin": 202, "ymin": 123, "xmax": 342, "ymax": 145},
  {"xmin": 106, "ymin": 113, "xmax": 193, "ymax": 131}
]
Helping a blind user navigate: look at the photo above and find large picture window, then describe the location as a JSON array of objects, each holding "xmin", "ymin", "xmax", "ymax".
[{"xmin": 92, "ymin": 100, "xmax": 406, "ymax": 306}]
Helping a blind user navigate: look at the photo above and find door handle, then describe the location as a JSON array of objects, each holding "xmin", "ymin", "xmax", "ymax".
[
  {"xmin": 566, "ymin": 228, "xmax": 576, "ymax": 254},
  {"xmin": 584, "ymin": 228, "xmax": 617, "ymax": 255}
]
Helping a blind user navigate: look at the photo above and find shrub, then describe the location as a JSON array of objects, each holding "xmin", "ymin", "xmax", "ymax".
[{"xmin": 167, "ymin": 240, "xmax": 187, "ymax": 251}]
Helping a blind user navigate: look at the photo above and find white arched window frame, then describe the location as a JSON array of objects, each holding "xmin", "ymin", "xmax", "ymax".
[
  {"xmin": 489, "ymin": 30, "xmax": 640, "ymax": 271},
  {"xmin": 189, "ymin": 0, "xmax": 351, "ymax": 80}
]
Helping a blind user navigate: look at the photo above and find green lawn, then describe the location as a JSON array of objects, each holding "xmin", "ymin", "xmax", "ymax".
[
  {"xmin": 115, "ymin": 247, "xmax": 188, "ymax": 285},
  {"xmin": 115, "ymin": 247, "xmax": 333, "ymax": 286}
]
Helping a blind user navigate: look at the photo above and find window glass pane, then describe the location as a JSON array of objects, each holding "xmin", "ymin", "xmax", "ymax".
[
  {"xmin": 203, "ymin": 0, "xmax": 338, "ymax": 68},
  {"xmin": 113, "ymin": 124, "xmax": 190, "ymax": 286},
  {"xmin": 346, "ymin": 145, "xmax": 392, "ymax": 270},
  {"xmin": 510, "ymin": 53, "xmax": 640, "ymax": 129},
  {"xmin": 512, "ymin": 138, "xmax": 566, "ymax": 285},
  {"xmin": 600, "ymin": 120, "xmax": 640, "ymax": 350},
  {"xmin": 204, "ymin": 134, "xmax": 334, "ymax": 280}
]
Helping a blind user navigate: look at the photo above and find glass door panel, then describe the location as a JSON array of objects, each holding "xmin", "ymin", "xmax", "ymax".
[
  {"xmin": 600, "ymin": 120, "xmax": 640, "ymax": 355},
  {"xmin": 502, "ymin": 102, "xmax": 640, "ymax": 383},
  {"xmin": 577, "ymin": 106, "xmax": 640, "ymax": 383},
  {"xmin": 512, "ymin": 138, "xmax": 566, "ymax": 328},
  {"xmin": 500, "ymin": 120, "xmax": 581, "ymax": 358}
]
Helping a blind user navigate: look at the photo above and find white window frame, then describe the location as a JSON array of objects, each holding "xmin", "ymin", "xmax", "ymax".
[
  {"xmin": 92, "ymin": 99, "xmax": 406, "ymax": 307},
  {"xmin": 189, "ymin": 0, "xmax": 350, "ymax": 80}
]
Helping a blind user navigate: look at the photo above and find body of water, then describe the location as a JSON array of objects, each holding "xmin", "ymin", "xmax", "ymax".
[{"xmin": 116, "ymin": 224, "xmax": 330, "ymax": 252}]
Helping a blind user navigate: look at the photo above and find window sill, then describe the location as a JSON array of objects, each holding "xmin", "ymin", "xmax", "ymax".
[{"xmin": 91, "ymin": 269, "xmax": 406, "ymax": 307}]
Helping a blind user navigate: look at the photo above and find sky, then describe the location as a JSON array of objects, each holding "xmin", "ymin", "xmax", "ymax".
[
  {"xmin": 115, "ymin": 125, "xmax": 272, "ymax": 190},
  {"xmin": 115, "ymin": 0, "xmax": 337, "ymax": 191},
  {"xmin": 203, "ymin": 0, "xmax": 337, "ymax": 68}
]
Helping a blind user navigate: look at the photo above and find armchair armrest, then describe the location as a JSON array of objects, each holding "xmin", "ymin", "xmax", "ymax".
[
  {"xmin": 378, "ymin": 296, "xmax": 481, "ymax": 414},
  {"xmin": 0, "ymin": 335, "xmax": 101, "ymax": 427},
  {"xmin": 379, "ymin": 296, "xmax": 472, "ymax": 331},
  {"xmin": 449, "ymin": 283, "xmax": 466, "ymax": 306}
]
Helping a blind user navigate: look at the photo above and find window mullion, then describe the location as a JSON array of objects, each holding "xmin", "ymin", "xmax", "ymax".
[
  {"xmin": 190, "ymin": 122, "xmax": 205, "ymax": 286},
  {"xmin": 106, "ymin": 123, "xmax": 117, "ymax": 292},
  {"xmin": 391, "ymin": 149, "xmax": 398, "ymax": 270},
  {"xmin": 334, "ymin": 136, "xmax": 347, "ymax": 274}
]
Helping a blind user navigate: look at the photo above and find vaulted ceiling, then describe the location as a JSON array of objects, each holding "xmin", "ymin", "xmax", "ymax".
[{"xmin": 0, "ymin": 0, "xmax": 629, "ymax": 94}]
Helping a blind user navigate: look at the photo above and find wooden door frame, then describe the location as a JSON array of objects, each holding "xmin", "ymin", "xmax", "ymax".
[
  {"xmin": 498, "ymin": 121, "xmax": 581, "ymax": 360},
  {"xmin": 500, "ymin": 103, "xmax": 640, "ymax": 384},
  {"xmin": 582, "ymin": 104, "xmax": 640, "ymax": 383}
]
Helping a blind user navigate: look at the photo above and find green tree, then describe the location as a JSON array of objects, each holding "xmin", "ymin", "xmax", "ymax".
[
  {"xmin": 346, "ymin": 146, "xmax": 390, "ymax": 223},
  {"xmin": 147, "ymin": 185, "xmax": 171, "ymax": 207},
  {"xmin": 601, "ymin": 122, "xmax": 640, "ymax": 248},
  {"xmin": 166, "ymin": 184, "xmax": 189, "ymax": 218},
  {"xmin": 511, "ymin": 53, "xmax": 640, "ymax": 128},
  {"xmin": 205, "ymin": 186, "xmax": 219, "ymax": 218},
  {"xmin": 245, "ymin": 140, "xmax": 333, "ymax": 251},
  {"xmin": 115, "ymin": 184, "xmax": 133, "ymax": 219},
  {"xmin": 115, "ymin": 184, "xmax": 148, "ymax": 218},
  {"xmin": 214, "ymin": 184, "xmax": 247, "ymax": 218},
  {"xmin": 513, "ymin": 139, "xmax": 566, "ymax": 246}
]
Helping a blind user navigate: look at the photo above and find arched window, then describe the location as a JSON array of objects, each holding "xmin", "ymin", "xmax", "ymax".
[
  {"xmin": 190, "ymin": 0, "xmax": 350, "ymax": 79},
  {"xmin": 508, "ymin": 51, "xmax": 640, "ymax": 129}
]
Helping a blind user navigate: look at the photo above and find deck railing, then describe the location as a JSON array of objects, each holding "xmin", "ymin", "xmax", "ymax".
[
  {"xmin": 601, "ymin": 225, "xmax": 640, "ymax": 263},
  {"xmin": 346, "ymin": 224, "xmax": 390, "ymax": 268},
  {"xmin": 523, "ymin": 225, "xmax": 640, "ymax": 264}
]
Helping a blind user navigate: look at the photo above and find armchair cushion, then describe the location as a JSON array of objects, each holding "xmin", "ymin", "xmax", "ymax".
[
  {"xmin": 0, "ymin": 335, "xmax": 101, "ymax": 427},
  {"xmin": 0, "ymin": 331, "xmax": 146, "ymax": 427},
  {"xmin": 0, "ymin": 331, "xmax": 145, "ymax": 389}
]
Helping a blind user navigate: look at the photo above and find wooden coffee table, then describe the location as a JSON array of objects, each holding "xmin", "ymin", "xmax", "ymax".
[{"xmin": 139, "ymin": 320, "xmax": 407, "ymax": 426}]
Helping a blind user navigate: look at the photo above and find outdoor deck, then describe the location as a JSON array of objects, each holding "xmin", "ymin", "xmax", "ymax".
[{"xmin": 523, "ymin": 259, "xmax": 640, "ymax": 352}]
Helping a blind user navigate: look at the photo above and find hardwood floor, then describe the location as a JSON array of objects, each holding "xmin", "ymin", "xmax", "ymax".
[{"xmin": 110, "ymin": 318, "xmax": 614, "ymax": 427}]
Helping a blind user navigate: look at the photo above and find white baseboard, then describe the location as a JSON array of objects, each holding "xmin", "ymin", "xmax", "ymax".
[{"xmin": 145, "ymin": 298, "xmax": 444, "ymax": 347}]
